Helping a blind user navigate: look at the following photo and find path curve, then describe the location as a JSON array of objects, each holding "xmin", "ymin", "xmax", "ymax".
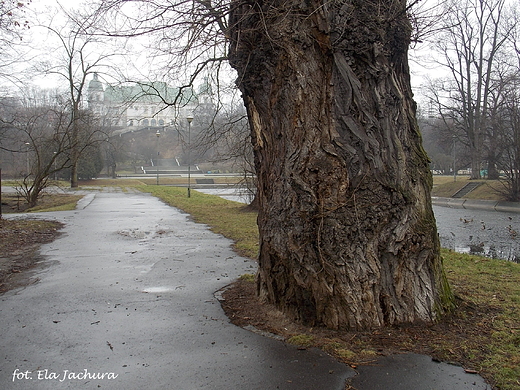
[{"xmin": 0, "ymin": 190, "xmax": 352, "ymax": 389}]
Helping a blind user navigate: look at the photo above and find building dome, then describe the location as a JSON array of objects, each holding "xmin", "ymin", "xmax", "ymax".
[{"xmin": 88, "ymin": 73, "xmax": 104, "ymax": 92}]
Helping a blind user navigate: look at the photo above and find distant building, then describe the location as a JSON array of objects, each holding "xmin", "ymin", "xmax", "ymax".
[{"xmin": 87, "ymin": 74, "xmax": 213, "ymax": 134}]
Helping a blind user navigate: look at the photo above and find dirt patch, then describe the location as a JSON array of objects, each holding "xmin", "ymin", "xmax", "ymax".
[
  {"xmin": 0, "ymin": 219, "xmax": 63, "ymax": 294},
  {"xmin": 1, "ymin": 192, "xmax": 83, "ymax": 215},
  {"xmin": 1, "ymin": 193, "xmax": 31, "ymax": 214},
  {"xmin": 220, "ymin": 279, "xmax": 502, "ymax": 389}
]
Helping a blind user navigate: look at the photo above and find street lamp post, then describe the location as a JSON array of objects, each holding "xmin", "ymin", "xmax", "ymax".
[
  {"xmin": 53, "ymin": 152, "xmax": 57, "ymax": 181},
  {"xmin": 156, "ymin": 130, "xmax": 160, "ymax": 185},
  {"xmin": 186, "ymin": 115, "xmax": 193, "ymax": 198},
  {"xmin": 25, "ymin": 142, "xmax": 30, "ymax": 175},
  {"xmin": 0, "ymin": 152, "xmax": 2, "ymax": 219},
  {"xmin": 452, "ymin": 135, "xmax": 457, "ymax": 182}
]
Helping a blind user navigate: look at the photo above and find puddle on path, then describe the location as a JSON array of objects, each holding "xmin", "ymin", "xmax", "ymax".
[{"xmin": 142, "ymin": 286, "xmax": 173, "ymax": 293}]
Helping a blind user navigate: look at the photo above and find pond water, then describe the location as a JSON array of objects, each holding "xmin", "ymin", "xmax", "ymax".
[
  {"xmin": 433, "ymin": 205, "xmax": 520, "ymax": 262},
  {"xmin": 196, "ymin": 187, "xmax": 520, "ymax": 262}
]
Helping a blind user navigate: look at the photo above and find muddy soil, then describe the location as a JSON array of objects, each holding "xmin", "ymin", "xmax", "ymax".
[
  {"xmin": 221, "ymin": 279, "xmax": 500, "ymax": 389},
  {"xmin": 0, "ymin": 218, "xmax": 62, "ymax": 293}
]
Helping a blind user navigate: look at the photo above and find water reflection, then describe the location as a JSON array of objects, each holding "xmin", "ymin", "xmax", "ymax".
[
  {"xmin": 196, "ymin": 188, "xmax": 520, "ymax": 262},
  {"xmin": 433, "ymin": 206, "xmax": 520, "ymax": 262}
]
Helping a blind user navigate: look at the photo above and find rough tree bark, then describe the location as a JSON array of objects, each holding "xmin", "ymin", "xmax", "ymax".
[{"xmin": 229, "ymin": 0, "xmax": 453, "ymax": 330}]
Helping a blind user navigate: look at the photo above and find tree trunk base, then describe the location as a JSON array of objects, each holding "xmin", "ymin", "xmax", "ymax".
[{"xmin": 229, "ymin": 0, "xmax": 454, "ymax": 330}]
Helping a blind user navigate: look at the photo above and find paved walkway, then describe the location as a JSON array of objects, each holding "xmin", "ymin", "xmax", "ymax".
[
  {"xmin": 0, "ymin": 191, "xmax": 351, "ymax": 389},
  {"xmin": 0, "ymin": 189, "xmax": 492, "ymax": 389},
  {"xmin": 432, "ymin": 196, "xmax": 520, "ymax": 213}
]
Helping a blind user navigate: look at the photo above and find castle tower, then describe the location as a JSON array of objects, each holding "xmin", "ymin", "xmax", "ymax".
[{"xmin": 87, "ymin": 73, "xmax": 104, "ymax": 116}]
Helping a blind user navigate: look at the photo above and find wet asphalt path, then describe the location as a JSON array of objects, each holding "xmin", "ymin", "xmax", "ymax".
[{"xmin": 0, "ymin": 190, "xmax": 352, "ymax": 389}]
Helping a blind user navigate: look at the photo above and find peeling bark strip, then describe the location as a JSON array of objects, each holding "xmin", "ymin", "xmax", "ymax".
[{"xmin": 229, "ymin": 0, "xmax": 453, "ymax": 330}]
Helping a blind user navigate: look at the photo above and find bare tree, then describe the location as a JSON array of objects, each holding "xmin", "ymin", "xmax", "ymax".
[
  {"xmin": 199, "ymin": 101, "xmax": 257, "ymax": 203},
  {"xmin": 419, "ymin": 113, "xmax": 464, "ymax": 175},
  {"xmin": 495, "ymin": 6, "xmax": 520, "ymax": 199},
  {"xmin": 490, "ymin": 79, "xmax": 520, "ymax": 199},
  {"xmin": 0, "ymin": 0, "xmax": 31, "ymax": 85},
  {"xmin": 428, "ymin": 0, "xmax": 512, "ymax": 179},
  {"xmin": 89, "ymin": 0, "xmax": 454, "ymax": 330},
  {"xmin": 89, "ymin": 0, "xmax": 233, "ymax": 111},
  {"xmin": 32, "ymin": 5, "xmax": 122, "ymax": 187},
  {"xmin": 0, "ymin": 0, "xmax": 30, "ymax": 31},
  {"xmin": 228, "ymin": 0, "xmax": 453, "ymax": 329},
  {"xmin": 0, "ymin": 88, "xmax": 103, "ymax": 207}
]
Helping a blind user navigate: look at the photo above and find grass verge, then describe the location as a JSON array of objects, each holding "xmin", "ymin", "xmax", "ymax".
[
  {"xmin": 441, "ymin": 250, "xmax": 520, "ymax": 388},
  {"xmin": 138, "ymin": 185, "xmax": 259, "ymax": 259},
  {"xmin": 27, "ymin": 194, "xmax": 84, "ymax": 212},
  {"xmin": 431, "ymin": 175, "xmax": 507, "ymax": 200},
  {"xmin": 1, "ymin": 193, "xmax": 83, "ymax": 213}
]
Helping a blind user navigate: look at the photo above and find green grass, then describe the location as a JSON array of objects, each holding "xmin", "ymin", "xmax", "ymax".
[
  {"xmin": 27, "ymin": 195, "xmax": 83, "ymax": 212},
  {"xmin": 442, "ymin": 249, "xmax": 520, "ymax": 389},
  {"xmin": 79, "ymin": 179, "xmax": 149, "ymax": 187},
  {"xmin": 466, "ymin": 181, "xmax": 508, "ymax": 201},
  {"xmin": 138, "ymin": 186, "xmax": 259, "ymax": 259},
  {"xmin": 239, "ymin": 273, "xmax": 256, "ymax": 283},
  {"xmin": 287, "ymin": 334, "xmax": 315, "ymax": 347},
  {"xmin": 432, "ymin": 175, "xmax": 506, "ymax": 200},
  {"xmin": 432, "ymin": 176, "xmax": 471, "ymax": 197},
  {"xmin": 1, "ymin": 193, "xmax": 83, "ymax": 213}
]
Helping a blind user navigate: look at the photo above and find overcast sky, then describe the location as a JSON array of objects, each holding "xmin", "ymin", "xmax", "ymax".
[{"xmin": 11, "ymin": 0, "xmax": 437, "ymax": 108}]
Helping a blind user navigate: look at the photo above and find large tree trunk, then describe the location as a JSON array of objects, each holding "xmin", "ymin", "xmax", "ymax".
[
  {"xmin": 229, "ymin": 0, "xmax": 453, "ymax": 330},
  {"xmin": 70, "ymin": 101, "xmax": 81, "ymax": 188},
  {"xmin": 470, "ymin": 142, "xmax": 483, "ymax": 180},
  {"xmin": 71, "ymin": 159, "xmax": 79, "ymax": 188}
]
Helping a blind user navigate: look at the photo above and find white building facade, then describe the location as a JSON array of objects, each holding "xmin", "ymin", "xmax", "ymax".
[{"xmin": 87, "ymin": 74, "xmax": 211, "ymax": 133}]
